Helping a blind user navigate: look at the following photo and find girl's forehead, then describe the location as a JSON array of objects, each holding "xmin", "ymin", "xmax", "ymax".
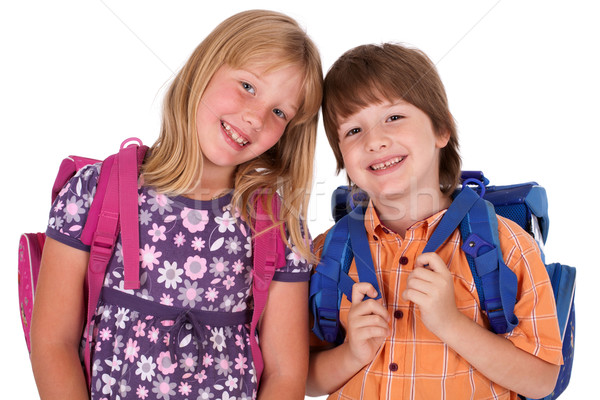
[{"xmin": 229, "ymin": 50, "xmax": 303, "ymax": 70}]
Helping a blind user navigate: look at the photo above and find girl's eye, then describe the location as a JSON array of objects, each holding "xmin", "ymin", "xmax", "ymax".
[
  {"xmin": 387, "ymin": 115, "xmax": 403, "ymax": 122},
  {"xmin": 242, "ymin": 82, "xmax": 255, "ymax": 95},
  {"xmin": 273, "ymin": 108, "xmax": 287, "ymax": 119},
  {"xmin": 345, "ymin": 127, "xmax": 362, "ymax": 137}
]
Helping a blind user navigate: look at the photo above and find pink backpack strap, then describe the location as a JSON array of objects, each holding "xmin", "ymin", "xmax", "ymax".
[
  {"xmin": 82, "ymin": 138, "xmax": 147, "ymax": 385},
  {"xmin": 119, "ymin": 140, "xmax": 143, "ymax": 290},
  {"xmin": 251, "ymin": 194, "xmax": 286, "ymax": 385}
]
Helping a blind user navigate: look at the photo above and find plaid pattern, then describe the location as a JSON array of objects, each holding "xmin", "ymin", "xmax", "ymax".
[{"xmin": 311, "ymin": 202, "xmax": 563, "ymax": 400}]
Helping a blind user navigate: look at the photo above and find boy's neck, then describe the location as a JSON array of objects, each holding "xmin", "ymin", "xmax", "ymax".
[{"xmin": 371, "ymin": 191, "xmax": 451, "ymax": 237}]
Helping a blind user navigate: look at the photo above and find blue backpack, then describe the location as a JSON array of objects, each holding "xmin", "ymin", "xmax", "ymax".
[{"xmin": 309, "ymin": 171, "xmax": 575, "ymax": 400}]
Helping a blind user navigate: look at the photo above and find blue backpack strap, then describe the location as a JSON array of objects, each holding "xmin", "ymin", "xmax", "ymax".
[
  {"xmin": 310, "ymin": 213, "xmax": 355, "ymax": 343},
  {"xmin": 459, "ymin": 189, "xmax": 519, "ymax": 334},
  {"xmin": 422, "ymin": 187, "xmax": 480, "ymax": 253},
  {"xmin": 310, "ymin": 206, "xmax": 381, "ymax": 343},
  {"xmin": 348, "ymin": 206, "xmax": 381, "ymax": 301},
  {"xmin": 424, "ymin": 184, "xmax": 519, "ymax": 334}
]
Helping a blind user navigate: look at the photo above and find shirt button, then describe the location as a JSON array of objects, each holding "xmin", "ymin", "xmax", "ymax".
[
  {"xmin": 373, "ymin": 235, "xmax": 379, "ymax": 241},
  {"xmin": 399, "ymin": 256, "xmax": 409, "ymax": 265},
  {"xmin": 389, "ymin": 362, "xmax": 398, "ymax": 372},
  {"xmin": 394, "ymin": 310, "xmax": 404, "ymax": 319}
]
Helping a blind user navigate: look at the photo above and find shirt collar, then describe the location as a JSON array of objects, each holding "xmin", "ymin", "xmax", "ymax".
[{"xmin": 364, "ymin": 199, "xmax": 449, "ymax": 240}]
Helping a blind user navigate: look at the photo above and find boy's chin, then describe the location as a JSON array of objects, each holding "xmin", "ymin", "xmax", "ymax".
[{"xmin": 368, "ymin": 188, "xmax": 409, "ymax": 206}]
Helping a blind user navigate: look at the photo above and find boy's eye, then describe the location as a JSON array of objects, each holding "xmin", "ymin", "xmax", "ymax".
[
  {"xmin": 387, "ymin": 115, "xmax": 404, "ymax": 122},
  {"xmin": 345, "ymin": 127, "xmax": 362, "ymax": 137},
  {"xmin": 242, "ymin": 82, "xmax": 255, "ymax": 95},
  {"xmin": 273, "ymin": 108, "xmax": 287, "ymax": 119}
]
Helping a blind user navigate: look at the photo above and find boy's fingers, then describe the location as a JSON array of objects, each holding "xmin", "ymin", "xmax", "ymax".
[
  {"xmin": 351, "ymin": 282, "xmax": 378, "ymax": 305},
  {"xmin": 350, "ymin": 283, "xmax": 390, "ymax": 322},
  {"xmin": 416, "ymin": 253, "xmax": 447, "ymax": 274}
]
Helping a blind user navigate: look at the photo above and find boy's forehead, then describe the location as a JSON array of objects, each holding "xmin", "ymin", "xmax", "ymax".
[{"xmin": 337, "ymin": 97, "xmax": 409, "ymax": 122}]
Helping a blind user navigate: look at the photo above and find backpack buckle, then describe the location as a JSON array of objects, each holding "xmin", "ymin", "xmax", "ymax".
[
  {"xmin": 317, "ymin": 307, "xmax": 339, "ymax": 343},
  {"xmin": 90, "ymin": 231, "xmax": 117, "ymax": 273},
  {"xmin": 254, "ymin": 254, "xmax": 277, "ymax": 292}
]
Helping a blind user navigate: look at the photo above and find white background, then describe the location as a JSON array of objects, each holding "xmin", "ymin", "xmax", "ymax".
[{"xmin": 1, "ymin": 1, "xmax": 598, "ymax": 398}]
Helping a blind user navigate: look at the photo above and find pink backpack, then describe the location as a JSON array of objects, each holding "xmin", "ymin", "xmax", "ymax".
[{"xmin": 18, "ymin": 137, "xmax": 283, "ymax": 386}]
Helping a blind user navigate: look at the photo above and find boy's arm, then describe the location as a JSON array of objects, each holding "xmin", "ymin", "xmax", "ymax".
[
  {"xmin": 306, "ymin": 282, "xmax": 389, "ymax": 396},
  {"xmin": 403, "ymin": 252, "xmax": 560, "ymax": 399},
  {"xmin": 437, "ymin": 306, "xmax": 560, "ymax": 398}
]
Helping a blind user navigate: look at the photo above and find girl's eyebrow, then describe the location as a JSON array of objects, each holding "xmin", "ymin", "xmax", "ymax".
[
  {"xmin": 243, "ymin": 68, "xmax": 300, "ymax": 115},
  {"xmin": 238, "ymin": 68, "xmax": 264, "ymax": 84}
]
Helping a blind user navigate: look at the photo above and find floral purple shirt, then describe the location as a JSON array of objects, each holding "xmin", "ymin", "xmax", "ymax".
[{"xmin": 46, "ymin": 163, "xmax": 312, "ymax": 400}]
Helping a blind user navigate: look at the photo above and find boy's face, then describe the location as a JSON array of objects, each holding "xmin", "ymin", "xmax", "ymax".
[{"xmin": 337, "ymin": 99, "xmax": 449, "ymax": 206}]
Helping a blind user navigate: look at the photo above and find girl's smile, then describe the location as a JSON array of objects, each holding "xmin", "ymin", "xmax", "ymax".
[{"xmin": 221, "ymin": 120, "xmax": 250, "ymax": 148}]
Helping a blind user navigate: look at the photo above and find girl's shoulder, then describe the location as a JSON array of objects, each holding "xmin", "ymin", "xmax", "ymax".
[{"xmin": 46, "ymin": 161, "xmax": 103, "ymax": 249}]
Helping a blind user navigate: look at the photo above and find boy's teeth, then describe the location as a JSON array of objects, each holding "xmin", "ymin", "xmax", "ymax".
[
  {"xmin": 222, "ymin": 122, "xmax": 248, "ymax": 146},
  {"xmin": 370, "ymin": 157, "xmax": 404, "ymax": 170}
]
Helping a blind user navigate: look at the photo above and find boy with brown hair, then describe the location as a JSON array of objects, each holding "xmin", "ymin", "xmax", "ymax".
[{"xmin": 307, "ymin": 43, "xmax": 563, "ymax": 399}]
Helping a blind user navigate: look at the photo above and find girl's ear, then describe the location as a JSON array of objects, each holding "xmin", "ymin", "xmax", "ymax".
[{"xmin": 435, "ymin": 129, "xmax": 451, "ymax": 149}]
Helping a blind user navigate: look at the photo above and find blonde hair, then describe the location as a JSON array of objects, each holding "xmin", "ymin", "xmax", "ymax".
[
  {"xmin": 142, "ymin": 10, "xmax": 322, "ymax": 261},
  {"xmin": 322, "ymin": 43, "xmax": 461, "ymax": 195}
]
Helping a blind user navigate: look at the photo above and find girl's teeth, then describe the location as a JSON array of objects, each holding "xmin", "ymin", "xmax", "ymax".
[{"xmin": 222, "ymin": 122, "xmax": 248, "ymax": 146}]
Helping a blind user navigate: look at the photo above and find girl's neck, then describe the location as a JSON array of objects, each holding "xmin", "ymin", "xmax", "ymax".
[
  {"xmin": 184, "ymin": 161, "xmax": 236, "ymax": 201},
  {"xmin": 371, "ymin": 190, "xmax": 452, "ymax": 238}
]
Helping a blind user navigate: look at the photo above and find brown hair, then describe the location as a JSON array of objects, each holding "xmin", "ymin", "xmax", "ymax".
[
  {"xmin": 142, "ymin": 10, "xmax": 323, "ymax": 261},
  {"xmin": 322, "ymin": 43, "xmax": 461, "ymax": 194}
]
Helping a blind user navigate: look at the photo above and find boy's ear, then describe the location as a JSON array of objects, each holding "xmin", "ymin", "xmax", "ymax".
[{"xmin": 435, "ymin": 129, "xmax": 451, "ymax": 149}]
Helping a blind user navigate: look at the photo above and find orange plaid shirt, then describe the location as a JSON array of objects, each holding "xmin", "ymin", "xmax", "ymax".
[{"xmin": 311, "ymin": 202, "xmax": 563, "ymax": 400}]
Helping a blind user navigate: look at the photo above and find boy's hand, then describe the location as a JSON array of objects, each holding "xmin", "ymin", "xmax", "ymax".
[
  {"xmin": 344, "ymin": 282, "xmax": 390, "ymax": 367},
  {"xmin": 402, "ymin": 253, "xmax": 461, "ymax": 338}
]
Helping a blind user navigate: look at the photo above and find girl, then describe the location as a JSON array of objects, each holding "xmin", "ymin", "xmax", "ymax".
[{"xmin": 31, "ymin": 10, "xmax": 322, "ymax": 400}]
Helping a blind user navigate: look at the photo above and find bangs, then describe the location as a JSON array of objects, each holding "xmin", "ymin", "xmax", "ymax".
[
  {"xmin": 324, "ymin": 74, "xmax": 399, "ymax": 127},
  {"xmin": 323, "ymin": 45, "xmax": 422, "ymax": 133}
]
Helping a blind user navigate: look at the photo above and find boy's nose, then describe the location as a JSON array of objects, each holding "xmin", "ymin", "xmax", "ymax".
[{"xmin": 365, "ymin": 126, "xmax": 390, "ymax": 152}]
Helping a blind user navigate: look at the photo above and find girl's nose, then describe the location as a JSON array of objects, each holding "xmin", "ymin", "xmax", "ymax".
[{"xmin": 242, "ymin": 106, "xmax": 266, "ymax": 130}]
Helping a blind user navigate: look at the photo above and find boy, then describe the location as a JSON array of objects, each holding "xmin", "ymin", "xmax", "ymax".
[{"xmin": 307, "ymin": 43, "xmax": 563, "ymax": 399}]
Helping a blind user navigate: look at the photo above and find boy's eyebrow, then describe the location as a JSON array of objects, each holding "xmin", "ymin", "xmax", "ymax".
[{"xmin": 389, "ymin": 99, "xmax": 409, "ymax": 107}]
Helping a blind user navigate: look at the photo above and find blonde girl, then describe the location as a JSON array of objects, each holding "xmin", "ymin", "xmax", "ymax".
[{"xmin": 31, "ymin": 10, "xmax": 322, "ymax": 400}]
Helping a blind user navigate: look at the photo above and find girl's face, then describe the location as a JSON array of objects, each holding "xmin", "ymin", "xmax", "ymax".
[
  {"xmin": 337, "ymin": 99, "xmax": 449, "ymax": 207},
  {"xmin": 195, "ymin": 63, "xmax": 303, "ymax": 178}
]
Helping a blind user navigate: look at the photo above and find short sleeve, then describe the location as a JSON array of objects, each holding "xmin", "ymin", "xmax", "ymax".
[
  {"xmin": 272, "ymin": 222, "xmax": 314, "ymax": 283},
  {"xmin": 497, "ymin": 216, "xmax": 563, "ymax": 366},
  {"xmin": 45, "ymin": 163, "xmax": 102, "ymax": 251}
]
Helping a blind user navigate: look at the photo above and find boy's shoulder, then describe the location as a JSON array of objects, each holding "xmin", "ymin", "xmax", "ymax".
[
  {"xmin": 495, "ymin": 215, "xmax": 547, "ymax": 286},
  {"xmin": 496, "ymin": 214, "xmax": 541, "ymax": 254},
  {"xmin": 313, "ymin": 230, "xmax": 330, "ymax": 261}
]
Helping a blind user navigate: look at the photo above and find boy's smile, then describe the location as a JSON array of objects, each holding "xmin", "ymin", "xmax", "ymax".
[
  {"xmin": 337, "ymin": 99, "xmax": 449, "ymax": 208},
  {"xmin": 368, "ymin": 155, "xmax": 406, "ymax": 174}
]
